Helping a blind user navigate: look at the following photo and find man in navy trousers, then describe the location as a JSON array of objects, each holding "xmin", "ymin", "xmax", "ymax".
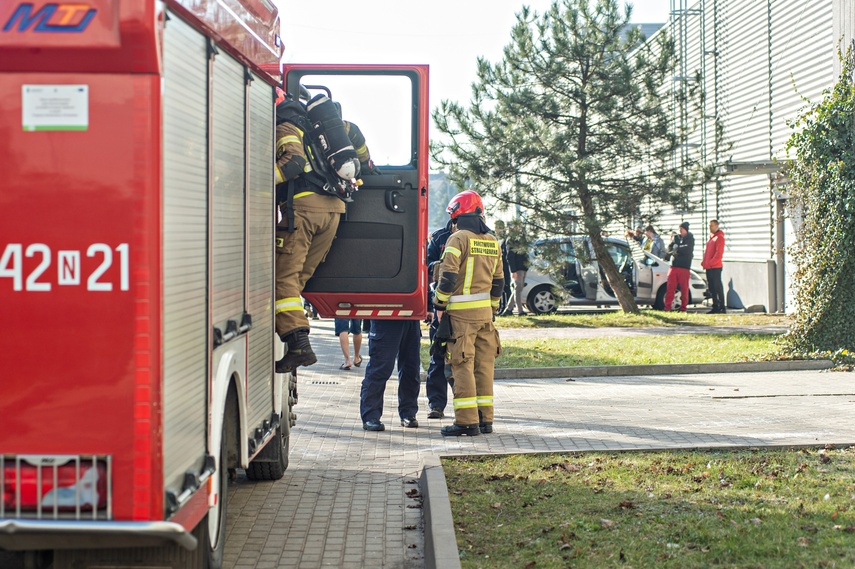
[{"xmin": 359, "ymin": 319, "xmax": 422, "ymax": 431}]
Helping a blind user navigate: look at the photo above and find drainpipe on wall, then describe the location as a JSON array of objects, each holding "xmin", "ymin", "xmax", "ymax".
[
  {"xmin": 775, "ymin": 198, "xmax": 787, "ymax": 313},
  {"xmin": 767, "ymin": 259, "xmax": 777, "ymax": 315}
]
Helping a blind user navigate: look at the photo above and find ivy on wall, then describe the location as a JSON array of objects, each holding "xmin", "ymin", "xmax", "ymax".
[{"xmin": 782, "ymin": 44, "xmax": 855, "ymax": 353}]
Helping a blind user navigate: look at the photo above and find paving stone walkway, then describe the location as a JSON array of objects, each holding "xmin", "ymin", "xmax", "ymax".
[{"xmin": 223, "ymin": 318, "xmax": 855, "ymax": 569}]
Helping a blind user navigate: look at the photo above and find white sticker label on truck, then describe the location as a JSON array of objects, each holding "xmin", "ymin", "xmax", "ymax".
[
  {"xmin": 0, "ymin": 243, "xmax": 129, "ymax": 292},
  {"xmin": 22, "ymin": 85, "xmax": 89, "ymax": 132}
]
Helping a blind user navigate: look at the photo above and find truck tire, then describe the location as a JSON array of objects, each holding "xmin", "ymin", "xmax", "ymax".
[
  {"xmin": 245, "ymin": 422, "xmax": 289, "ymax": 481},
  {"xmin": 202, "ymin": 432, "xmax": 228, "ymax": 569},
  {"xmin": 526, "ymin": 285, "xmax": 558, "ymax": 315},
  {"xmin": 245, "ymin": 377, "xmax": 291, "ymax": 481}
]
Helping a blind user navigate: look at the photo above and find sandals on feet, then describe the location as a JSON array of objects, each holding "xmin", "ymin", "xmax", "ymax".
[
  {"xmin": 339, "ymin": 362, "xmax": 351, "ymax": 370},
  {"xmin": 353, "ymin": 356, "xmax": 363, "ymax": 367}
]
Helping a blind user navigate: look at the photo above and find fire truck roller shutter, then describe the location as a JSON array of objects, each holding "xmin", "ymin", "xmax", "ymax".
[
  {"xmin": 210, "ymin": 49, "xmax": 246, "ymax": 328},
  {"xmin": 161, "ymin": 10, "xmax": 210, "ymax": 498},
  {"xmin": 245, "ymin": 72, "xmax": 277, "ymax": 442}
]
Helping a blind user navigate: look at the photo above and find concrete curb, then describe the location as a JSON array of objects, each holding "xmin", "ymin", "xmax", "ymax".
[
  {"xmin": 420, "ymin": 454, "xmax": 462, "ymax": 569},
  {"xmin": 494, "ymin": 359, "xmax": 834, "ymax": 380}
]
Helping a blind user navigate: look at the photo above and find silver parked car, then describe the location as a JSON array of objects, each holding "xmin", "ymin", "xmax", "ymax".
[{"xmin": 520, "ymin": 236, "xmax": 707, "ymax": 314}]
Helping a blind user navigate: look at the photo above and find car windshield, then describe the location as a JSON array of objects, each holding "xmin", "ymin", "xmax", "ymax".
[
  {"xmin": 606, "ymin": 243, "xmax": 631, "ymax": 270},
  {"xmin": 531, "ymin": 240, "xmax": 576, "ymax": 264},
  {"xmin": 559, "ymin": 241, "xmax": 577, "ymax": 261},
  {"xmin": 624, "ymin": 237, "xmax": 647, "ymax": 262}
]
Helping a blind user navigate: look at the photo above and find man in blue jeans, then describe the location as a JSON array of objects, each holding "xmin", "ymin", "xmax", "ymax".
[{"xmin": 359, "ymin": 319, "xmax": 422, "ymax": 431}]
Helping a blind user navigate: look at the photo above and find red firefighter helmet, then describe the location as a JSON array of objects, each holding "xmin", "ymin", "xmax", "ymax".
[
  {"xmin": 446, "ymin": 190, "xmax": 484, "ymax": 219},
  {"xmin": 275, "ymin": 87, "xmax": 286, "ymax": 106}
]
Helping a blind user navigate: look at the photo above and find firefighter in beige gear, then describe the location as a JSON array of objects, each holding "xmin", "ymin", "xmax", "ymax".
[
  {"xmin": 273, "ymin": 92, "xmax": 372, "ymax": 372},
  {"xmin": 433, "ymin": 190, "xmax": 504, "ymax": 436}
]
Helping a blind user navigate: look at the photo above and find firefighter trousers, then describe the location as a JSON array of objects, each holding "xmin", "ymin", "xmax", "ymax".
[
  {"xmin": 275, "ymin": 208, "xmax": 340, "ymax": 336},
  {"xmin": 447, "ymin": 318, "xmax": 501, "ymax": 426}
]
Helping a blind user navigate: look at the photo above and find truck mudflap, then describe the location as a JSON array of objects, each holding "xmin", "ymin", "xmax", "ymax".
[{"xmin": 0, "ymin": 520, "xmax": 196, "ymax": 551}]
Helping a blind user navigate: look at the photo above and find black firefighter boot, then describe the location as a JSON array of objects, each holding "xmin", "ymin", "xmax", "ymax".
[
  {"xmin": 478, "ymin": 410, "xmax": 493, "ymax": 434},
  {"xmin": 440, "ymin": 424, "xmax": 480, "ymax": 437},
  {"xmin": 275, "ymin": 328, "xmax": 317, "ymax": 373}
]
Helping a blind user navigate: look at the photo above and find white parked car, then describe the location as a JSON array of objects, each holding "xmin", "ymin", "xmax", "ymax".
[{"xmin": 520, "ymin": 236, "xmax": 707, "ymax": 314}]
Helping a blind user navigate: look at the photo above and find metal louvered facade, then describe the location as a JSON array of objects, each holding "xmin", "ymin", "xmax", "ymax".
[
  {"xmin": 770, "ymin": 1, "xmax": 834, "ymax": 160},
  {"xmin": 642, "ymin": 0, "xmax": 840, "ymax": 311}
]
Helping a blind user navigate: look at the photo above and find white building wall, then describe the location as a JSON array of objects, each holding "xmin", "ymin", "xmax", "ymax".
[
  {"xmin": 644, "ymin": 0, "xmax": 838, "ymax": 311},
  {"xmin": 770, "ymin": 0, "xmax": 834, "ymax": 159},
  {"xmin": 833, "ymin": 0, "xmax": 855, "ymax": 75}
]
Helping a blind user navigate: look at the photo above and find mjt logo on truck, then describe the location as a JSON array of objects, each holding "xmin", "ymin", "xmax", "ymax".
[{"xmin": 3, "ymin": 3, "xmax": 97, "ymax": 33}]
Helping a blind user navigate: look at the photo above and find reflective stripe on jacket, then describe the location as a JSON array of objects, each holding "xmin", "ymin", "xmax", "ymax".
[{"xmin": 434, "ymin": 229, "xmax": 504, "ymax": 321}]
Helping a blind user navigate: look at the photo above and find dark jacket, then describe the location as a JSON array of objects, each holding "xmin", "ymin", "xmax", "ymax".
[
  {"xmin": 499, "ymin": 240, "xmax": 512, "ymax": 294},
  {"xmin": 426, "ymin": 222, "xmax": 453, "ymax": 311},
  {"xmin": 505, "ymin": 240, "xmax": 530, "ymax": 273},
  {"xmin": 668, "ymin": 232, "xmax": 695, "ymax": 269}
]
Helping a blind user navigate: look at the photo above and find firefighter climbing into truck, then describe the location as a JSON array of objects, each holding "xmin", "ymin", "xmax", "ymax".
[{"xmin": 272, "ymin": 89, "xmax": 376, "ymax": 373}]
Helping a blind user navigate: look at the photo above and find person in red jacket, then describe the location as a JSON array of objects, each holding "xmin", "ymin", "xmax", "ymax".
[{"xmin": 701, "ymin": 219, "xmax": 726, "ymax": 313}]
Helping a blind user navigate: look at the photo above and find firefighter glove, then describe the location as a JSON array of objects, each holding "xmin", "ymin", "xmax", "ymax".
[
  {"xmin": 429, "ymin": 312, "xmax": 454, "ymax": 358},
  {"xmin": 361, "ymin": 160, "xmax": 381, "ymax": 176}
]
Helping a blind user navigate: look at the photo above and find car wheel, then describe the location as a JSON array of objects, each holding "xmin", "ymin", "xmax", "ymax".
[
  {"xmin": 653, "ymin": 286, "xmax": 666, "ymax": 310},
  {"xmin": 526, "ymin": 285, "xmax": 558, "ymax": 315},
  {"xmin": 654, "ymin": 285, "xmax": 691, "ymax": 311},
  {"xmin": 673, "ymin": 289, "xmax": 691, "ymax": 310}
]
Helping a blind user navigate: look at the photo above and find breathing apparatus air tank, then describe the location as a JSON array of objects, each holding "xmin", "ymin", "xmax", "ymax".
[{"xmin": 306, "ymin": 94, "xmax": 361, "ymax": 181}]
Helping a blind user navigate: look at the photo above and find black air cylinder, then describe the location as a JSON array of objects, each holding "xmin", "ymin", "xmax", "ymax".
[{"xmin": 306, "ymin": 95, "xmax": 360, "ymax": 180}]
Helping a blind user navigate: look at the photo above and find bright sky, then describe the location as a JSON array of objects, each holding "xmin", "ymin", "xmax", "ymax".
[{"xmin": 275, "ymin": 0, "xmax": 670, "ymax": 108}]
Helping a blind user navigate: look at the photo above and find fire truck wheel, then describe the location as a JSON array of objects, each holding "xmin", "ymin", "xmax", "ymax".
[
  {"xmin": 245, "ymin": 422, "xmax": 290, "ymax": 481},
  {"xmin": 187, "ymin": 429, "xmax": 228, "ymax": 568}
]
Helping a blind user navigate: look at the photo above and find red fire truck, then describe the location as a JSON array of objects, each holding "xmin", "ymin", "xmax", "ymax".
[{"xmin": 0, "ymin": 1, "xmax": 428, "ymax": 567}]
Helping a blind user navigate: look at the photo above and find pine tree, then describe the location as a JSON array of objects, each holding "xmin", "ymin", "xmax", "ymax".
[{"xmin": 432, "ymin": 0, "xmax": 693, "ymax": 313}]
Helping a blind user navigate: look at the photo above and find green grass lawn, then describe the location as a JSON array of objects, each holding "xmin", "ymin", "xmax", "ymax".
[
  {"xmin": 444, "ymin": 447, "xmax": 855, "ymax": 568},
  {"xmin": 495, "ymin": 310, "xmax": 789, "ymax": 329},
  {"xmin": 496, "ymin": 334, "xmax": 778, "ymax": 368},
  {"xmin": 421, "ymin": 334, "xmax": 779, "ymax": 369}
]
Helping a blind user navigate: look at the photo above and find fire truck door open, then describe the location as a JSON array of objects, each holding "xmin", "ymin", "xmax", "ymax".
[{"xmin": 281, "ymin": 66, "xmax": 429, "ymax": 320}]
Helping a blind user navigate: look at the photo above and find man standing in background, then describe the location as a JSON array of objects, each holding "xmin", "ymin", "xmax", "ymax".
[
  {"xmin": 425, "ymin": 220, "xmax": 454, "ymax": 418},
  {"xmin": 702, "ymin": 219, "xmax": 726, "ymax": 314},
  {"xmin": 663, "ymin": 221, "xmax": 695, "ymax": 312},
  {"xmin": 505, "ymin": 221, "xmax": 530, "ymax": 316},
  {"xmin": 494, "ymin": 220, "xmax": 513, "ymax": 316},
  {"xmin": 643, "ymin": 225, "xmax": 666, "ymax": 258}
]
